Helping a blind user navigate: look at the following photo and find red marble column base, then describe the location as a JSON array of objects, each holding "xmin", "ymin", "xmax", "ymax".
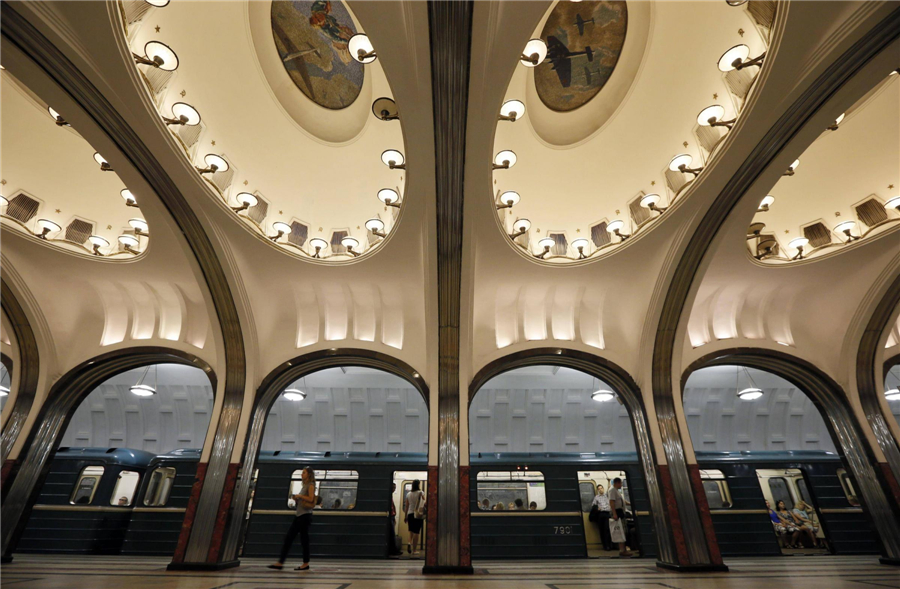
[
  {"xmin": 878, "ymin": 462, "xmax": 900, "ymax": 509},
  {"xmin": 206, "ymin": 462, "xmax": 240, "ymax": 562},
  {"xmin": 170, "ymin": 462, "xmax": 207, "ymax": 564},
  {"xmin": 687, "ymin": 463, "xmax": 725, "ymax": 566},
  {"xmin": 656, "ymin": 464, "xmax": 690, "ymax": 566},
  {"xmin": 459, "ymin": 465, "xmax": 471, "ymax": 568}
]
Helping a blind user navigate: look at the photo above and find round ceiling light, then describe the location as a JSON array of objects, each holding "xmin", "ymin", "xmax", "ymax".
[
  {"xmin": 737, "ymin": 387, "xmax": 764, "ymax": 400},
  {"xmin": 169, "ymin": 102, "xmax": 201, "ymax": 126},
  {"xmin": 130, "ymin": 384, "xmax": 156, "ymax": 397},
  {"xmin": 500, "ymin": 99, "xmax": 526, "ymax": 121},
  {"xmin": 309, "ymin": 237, "xmax": 329, "ymax": 256},
  {"xmin": 759, "ymin": 195, "xmax": 775, "ymax": 210},
  {"xmin": 787, "ymin": 159, "xmax": 800, "ymax": 172},
  {"xmin": 668, "ymin": 153, "xmax": 693, "ymax": 172},
  {"xmin": 494, "ymin": 150, "xmax": 517, "ymax": 168},
  {"xmin": 884, "ymin": 196, "xmax": 900, "ymax": 211},
  {"xmin": 520, "ymin": 39, "xmax": 548, "ymax": 67},
  {"xmin": 498, "ymin": 191, "xmax": 520, "ymax": 207},
  {"xmin": 365, "ymin": 218, "xmax": 385, "ymax": 233},
  {"xmin": 788, "ymin": 237, "xmax": 809, "ymax": 250},
  {"xmin": 341, "ymin": 236, "xmax": 360, "ymax": 251},
  {"xmin": 717, "ymin": 44, "xmax": 750, "ymax": 72},
  {"xmin": 283, "ymin": 388, "xmax": 307, "ymax": 401},
  {"xmin": 128, "ymin": 218, "xmax": 149, "ymax": 233},
  {"xmin": 93, "ymin": 152, "xmax": 109, "ymax": 167},
  {"xmin": 697, "ymin": 104, "xmax": 726, "ymax": 126},
  {"xmin": 271, "ymin": 221, "xmax": 292, "ymax": 237},
  {"xmin": 377, "ymin": 188, "xmax": 400, "ymax": 206},
  {"xmin": 381, "ymin": 149, "xmax": 405, "ymax": 168},
  {"xmin": 143, "ymin": 41, "xmax": 179, "ymax": 71},
  {"xmin": 203, "ymin": 153, "xmax": 229, "ymax": 173},
  {"xmin": 348, "ymin": 33, "xmax": 377, "ymax": 64},
  {"xmin": 121, "ymin": 189, "xmax": 137, "ymax": 206},
  {"xmin": 235, "ymin": 192, "xmax": 259, "ymax": 208},
  {"xmin": 606, "ymin": 219, "xmax": 626, "ymax": 233},
  {"xmin": 512, "ymin": 218, "xmax": 531, "ymax": 233},
  {"xmin": 118, "ymin": 234, "xmax": 140, "ymax": 248},
  {"xmin": 37, "ymin": 219, "xmax": 61, "ymax": 234},
  {"xmin": 372, "ymin": 96, "xmax": 399, "ymax": 121},
  {"xmin": 834, "ymin": 220, "xmax": 858, "ymax": 237},
  {"xmin": 145, "ymin": 0, "xmax": 171, "ymax": 7},
  {"xmin": 88, "ymin": 235, "xmax": 110, "ymax": 247},
  {"xmin": 639, "ymin": 193, "xmax": 662, "ymax": 209},
  {"xmin": 885, "ymin": 388, "xmax": 900, "ymax": 401},
  {"xmin": 592, "ymin": 390, "xmax": 615, "ymax": 402}
]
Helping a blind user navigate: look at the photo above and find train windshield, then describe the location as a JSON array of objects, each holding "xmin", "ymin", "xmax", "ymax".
[{"xmin": 70, "ymin": 466, "xmax": 105, "ymax": 505}]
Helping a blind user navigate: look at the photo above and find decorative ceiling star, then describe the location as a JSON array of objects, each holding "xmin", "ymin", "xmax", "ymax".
[
  {"xmin": 107, "ymin": 225, "xmax": 112, "ymax": 230},
  {"xmin": 0, "ymin": 179, "xmax": 6, "ymax": 185},
  {"xmin": 650, "ymin": 180, "xmax": 656, "ymax": 186},
  {"xmin": 211, "ymin": 140, "xmax": 216, "ymax": 146},
  {"xmin": 154, "ymin": 25, "xmax": 160, "ymax": 32},
  {"xmin": 738, "ymin": 28, "xmax": 744, "ymax": 37},
  {"xmin": 243, "ymin": 180, "xmax": 248, "ymax": 185},
  {"xmin": 278, "ymin": 210, "xmax": 283, "ymax": 215},
  {"xmin": 683, "ymin": 141, "xmax": 689, "ymax": 148},
  {"xmin": 318, "ymin": 227, "xmax": 323, "ymax": 232},
  {"xmin": 835, "ymin": 212, "xmax": 841, "ymax": 217},
  {"xmin": 357, "ymin": 226, "xmax": 361, "ymax": 230},
  {"xmin": 576, "ymin": 228, "xmax": 581, "ymax": 233},
  {"xmin": 55, "ymin": 208, "xmax": 61, "ymax": 213},
  {"xmin": 890, "ymin": 184, "xmax": 895, "ymax": 189},
  {"xmin": 180, "ymin": 89, "xmax": 186, "ymax": 97},
  {"xmin": 785, "ymin": 230, "xmax": 790, "ymax": 234},
  {"xmin": 536, "ymin": 228, "xmax": 541, "ymax": 233},
  {"xmin": 615, "ymin": 209, "xmax": 620, "ymax": 215},
  {"xmin": 713, "ymin": 93, "xmax": 718, "ymax": 100}
]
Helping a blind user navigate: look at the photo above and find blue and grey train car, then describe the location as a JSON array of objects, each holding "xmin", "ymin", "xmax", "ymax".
[
  {"xmin": 241, "ymin": 451, "xmax": 428, "ymax": 559},
  {"xmin": 696, "ymin": 450, "xmax": 879, "ymax": 556},
  {"xmin": 469, "ymin": 452, "xmax": 656, "ymax": 559}
]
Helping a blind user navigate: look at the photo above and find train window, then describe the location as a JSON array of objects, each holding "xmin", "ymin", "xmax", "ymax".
[
  {"xmin": 143, "ymin": 467, "xmax": 177, "ymax": 506},
  {"xmin": 110, "ymin": 470, "xmax": 140, "ymax": 506},
  {"xmin": 700, "ymin": 470, "xmax": 732, "ymax": 509},
  {"xmin": 579, "ymin": 482, "xmax": 596, "ymax": 512},
  {"xmin": 836, "ymin": 469, "xmax": 861, "ymax": 506},
  {"xmin": 289, "ymin": 469, "xmax": 359, "ymax": 510},
  {"xmin": 795, "ymin": 477, "xmax": 813, "ymax": 507},
  {"xmin": 70, "ymin": 465, "xmax": 105, "ymax": 505},
  {"xmin": 768, "ymin": 477, "xmax": 794, "ymax": 511},
  {"xmin": 476, "ymin": 471, "xmax": 546, "ymax": 511}
]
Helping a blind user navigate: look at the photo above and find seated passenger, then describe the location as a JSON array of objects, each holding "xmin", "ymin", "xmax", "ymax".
[
  {"xmin": 117, "ymin": 496, "xmax": 129, "ymax": 506},
  {"xmin": 529, "ymin": 501, "xmax": 537, "ymax": 511},
  {"xmin": 790, "ymin": 500, "xmax": 819, "ymax": 548},
  {"xmin": 314, "ymin": 496, "xmax": 323, "ymax": 509},
  {"xmin": 767, "ymin": 500, "xmax": 789, "ymax": 546},
  {"xmin": 494, "ymin": 502, "xmax": 505, "ymax": 511},
  {"xmin": 481, "ymin": 498, "xmax": 491, "ymax": 511},
  {"xmin": 332, "ymin": 498, "xmax": 343, "ymax": 510},
  {"xmin": 507, "ymin": 502, "xmax": 516, "ymax": 511},
  {"xmin": 514, "ymin": 498, "xmax": 525, "ymax": 510}
]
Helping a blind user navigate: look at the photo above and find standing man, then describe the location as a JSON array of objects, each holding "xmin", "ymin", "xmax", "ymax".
[
  {"xmin": 591, "ymin": 483, "xmax": 613, "ymax": 551},
  {"xmin": 608, "ymin": 477, "xmax": 633, "ymax": 558},
  {"xmin": 387, "ymin": 482, "xmax": 402, "ymax": 557}
]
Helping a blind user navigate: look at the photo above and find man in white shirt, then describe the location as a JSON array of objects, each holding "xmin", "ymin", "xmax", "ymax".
[
  {"xmin": 590, "ymin": 484, "xmax": 612, "ymax": 551},
  {"xmin": 608, "ymin": 478, "xmax": 633, "ymax": 557}
]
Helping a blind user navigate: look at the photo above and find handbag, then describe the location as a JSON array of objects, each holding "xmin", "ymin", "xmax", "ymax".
[{"xmin": 589, "ymin": 505, "xmax": 599, "ymax": 523}]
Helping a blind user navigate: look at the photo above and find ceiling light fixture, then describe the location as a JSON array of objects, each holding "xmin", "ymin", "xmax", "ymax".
[
  {"xmin": 735, "ymin": 365, "xmax": 764, "ymax": 400},
  {"xmin": 758, "ymin": 195, "xmax": 775, "ymax": 212},
  {"xmin": 232, "ymin": 192, "xmax": 258, "ymax": 212},
  {"xmin": 348, "ymin": 34, "xmax": 377, "ymax": 63},
  {"xmin": 133, "ymin": 41, "xmax": 179, "ymax": 70},
  {"xmin": 308, "ymin": 237, "xmax": 328, "ymax": 259},
  {"xmin": 269, "ymin": 221, "xmax": 291, "ymax": 241},
  {"xmin": 121, "ymin": 189, "xmax": 139, "ymax": 208},
  {"xmin": 372, "ymin": 97, "xmax": 399, "ymax": 121},
  {"xmin": 130, "ymin": 365, "xmax": 157, "ymax": 397},
  {"xmin": 144, "ymin": 0, "xmax": 171, "ymax": 6},
  {"xmin": 0, "ymin": 385, "xmax": 8, "ymax": 398},
  {"xmin": 696, "ymin": 104, "xmax": 735, "ymax": 129},
  {"xmin": 827, "ymin": 112, "xmax": 845, "ymax": 131},
  {"xmin": 493, "ymin": 150, "xmax": 517, "ymax": 170},
  {"xmin": 94, "ymin": 152, "xmax": 113, "ymax": 172},
  {"xmin": 163, "ymin": 102, "xmax": 201, "ymax": 126},
  {"xmin": 499, "ymin": 100, "xmax": 525, "ymax": 122},
  {"xmin": 747, "ymin": 222, "xmax": 766, "ymax": 237},
  {"xmin": 592, "ymin": 390, "xmax": 615, "ymax": 402},
  {"xmin": 341, "ymin": 236, "xmax": 361, "ymax": 257},
  {"xmin": 48, "ymin": 106, "xmax": 70, "ymax": 127},
  {"xmin": 510, "ymin": 218, "xmax": 531, "ymax": 239},
  {"xmin": 197, "ymin": 153, "xmax": 229, "ymax": 174},
  {"xmin": 737, "ymin": 387, "xmax": 764, "ymax": 400},
  {"xmin": 35, "ymin": 219, "xmax": 61, "ymax": 239},
  {"xmin": 885, "ymin": 388, "xmax": 900, "ymax": 401},
  {"xmin": 128, "ymin": 218, "xmax": 149, "ymax": 236},
  {"xmin": 725, "ymin": 0, "xmax": 748, "ymax": 6},
  {"xmin": 365, "ymin": 218, "xmax": 386, "ymax": 238},
  {"xmin": 381, "ymin": 149, "xmax": 405, "ymax": 170},
  {"xmin": 669, "ymin": 153, "xmax": 702, "ymax": 176},
  {"xmin": 639, "ymin": 193, "xmax": 667, "ymax": 214},
  {"xmin": 788, "ymin": 236, "xmax": 809, "ymax": 260},
  {"xmin": 496, "ymin": 191, "xmax": 520, "ymax": 210},
  {"xmin": 606, "ymin": 219, "xmax": 630, "ymax": 241},
  {"xmin": 833, "ymin": 220, "xmax": 860, "ymax": 243},
  {"xmin": 377, "ymin": 188, "xmax": 402, "ymax": 208},
  {"xmin": 118, "ymin": 234, "xmax": 140, "ymax": 253},
  {"xmin": 520, "ymin": 38, "xmax": 548, "ymax": 67},
  {"xmin": 88, "ymin": 235, "xmax": 109, "ymax": 256},
  {"xmin": 535, "ymin": 237, "xmax": 555, "ymax": 259},
  {"xmin": 717, "ymin": 44, "xmax": 765, "ymax": 72},
  {"xmin": 883, "ymin": 196, "xmax": 900, "ymax": 212},
  {"xmin": 571, "ymin": 238, "xmax": 590, "ymax": 259},
  {"xmin": 283, "ymin": 388, "xmax": 307, "ymax": 402},
  {"xmin": 783, "ymin": 159, "xmax": 800, "ymax": 176}
]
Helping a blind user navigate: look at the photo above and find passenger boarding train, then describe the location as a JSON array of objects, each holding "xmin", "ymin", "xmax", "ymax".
[{"xmin": 16, "ymin": 447, "xmax": 877, "ymax": 559}]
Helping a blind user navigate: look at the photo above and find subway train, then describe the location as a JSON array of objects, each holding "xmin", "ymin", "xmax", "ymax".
[{"xmin": 14, "ymin": 447, "xmax": 876, "ymax": 559}]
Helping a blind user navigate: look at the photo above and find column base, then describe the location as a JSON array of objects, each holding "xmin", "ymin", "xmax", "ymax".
[
  {"xmin": 656, "ymin": 560, "xmax": 729, "ymax": 572},
  {"xmin": 422, "ymin": 565, "xmax": 474, "ymax": 575},
  {"xmin": 167, "ymin": 560, "xmax": 240, "ymax": 571},
  {"xmin": 879, "ymin": 558, "xmax": 900, "ymax": 566}
]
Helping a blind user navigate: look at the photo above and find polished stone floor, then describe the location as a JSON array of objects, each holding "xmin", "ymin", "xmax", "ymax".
[{"xmin": 1, "ymin": 554, "xmax": 898, "ymax": 588}]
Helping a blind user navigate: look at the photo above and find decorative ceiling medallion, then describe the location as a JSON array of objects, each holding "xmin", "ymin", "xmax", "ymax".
[
  {"xmin": 535, "ymin": 1, "xmax": 627, "ymax": 113},
  {"xmin": 270, "ymin": 0, "xmax": 364, "ymax": 110}
]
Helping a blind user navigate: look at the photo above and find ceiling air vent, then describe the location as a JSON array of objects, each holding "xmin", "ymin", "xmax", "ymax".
[
  {"xmin": 548, "ymin": 232, "xmax": 568, "ymax": 256},
  {"xmin": 854, "ymin": 198, "xmax": 888, "ymax": 228},
  {"xmin": 207, "ymin": 160, "xmax": 234, "ymax": 197},
  {"xmin": 247, "ymin": 194, "xmax": 269, "ymax": 225},
  {"xmin": 287, "ymin": 221, "xmax": 309, "ymax": 248},
  {"xmin": 5, "ymin": 193, "xmax": 40, "ymax": 224},
  {"xmin": 590, "ymin": 222, "xmax": 611, "ymax": 247},
  {"xmin": 802, "ymin": 222, "xmax": 832, "ymax": 248},
  {"xmin": 330, "ymin": 230, "xmax": 349, "ymax": 254},
  {"xmin": 629, "ymin": 195, "xmax": 652, "ymax": 226},
  {"xmin": 665, "ymin": 168, "xmax": 687, "ymax": 194},
  {"xmin": 724, "ymin": 69, "xmax": 754, "ymax": 100},
  {"xmin": 747, "ymin": 0, "xmax": 776, "ymax": 29},
  {"xmin": 64, "ymin": 219, "xmax": 94, "ymax": 245}
]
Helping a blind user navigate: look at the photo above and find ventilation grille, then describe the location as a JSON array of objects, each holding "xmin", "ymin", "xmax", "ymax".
[
  {"xmin": 176, "ymin": 121, "xmax": 204, "ymax": 155},
  {"xmin": 748, "ymin": 0, "xmax": 776, "ymax": 28},
  {"xmin": 287, "ymin": 221, "xmax": 308, "ymax": 247},
  {"xmin": 247, "ymin": 195, "xmax": 268, "ymax": 225},
  {"xmin": 64, "ymin": 219, "xmax": 94, "ymax": 245},
  {"xmin": 122, "ymin": 0, "xmax": 154, "ymax": 25},
  {"xmin": 665, "ymin": 169, "xmax": 687, "ymax": 194},
  {"xmin": 855, "ymin": 198, "xmax": 888, "ymax": 228},
  {"xmin": 330, "ymin": 230, "xmax": 349, "ymax": 255},
  {"xmin": 629, "ymin": 196, "xmax": 652, "ymax": 225},
  {"xmin": 140, "ymin": 66, "xmax": 174, "ymax": 99},
  {"xmin": 724, "ymin": 69, "xmax": 754, "ymax": 100},
  {"xmin": 208, "ymin": 165, "xmax": 234, "ymax": 197},
  {"xmin": 590, "ymin": 222, "xmax": 611, "ymax": 247},
  {"xmin": 5, "ymin": 194, "xmax": 40, "ymax": 223},
  {"xmin": 695, "ymin": 125, "xmax": 725, "ymax": 154},
  {"xmin": 548, "ymin": 232, "xmax": 568, "ymax": 256},
  {"xmin": 803, "ymin": 222, "xmax": 832, "ymax": 248}
]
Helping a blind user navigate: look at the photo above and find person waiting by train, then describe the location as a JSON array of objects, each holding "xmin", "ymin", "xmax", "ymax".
[
  {"xmin": 117, "ymin": 496, "xmax": 129, "ymax": 506},
  {"xmin": 387, "ymin": 482, "xmax": 402, "ymax": 558},
  {"xmin": 529, "ymin": 501, "xmax": 537, "ymax": 511},
  {"xmin": 591, "ymin": 484, "xmax": 613, "ymax": 551},
  {"xmin": 404, "ymin": 480, "xmax": 425, "ymax": 556},
  {"xmin": 514, "ymin": 498, "xmax": 525, "ymax": 510},
  {"xmin": 332, "ymin": 498, "xmax": 343, "ymax": 510},
  {"xmin": 481, "ymin": 498, "xmax": 491, "ymax": 510},
  {"xmin": 790, "ymin": 500, "xmax": 819, "ymax": 548},
  {"xmin": 608, "ymin": 478, "xmax": 633, "ymax": 557},
  {"xmin": 269, "ymin": 466, "xmax": 316, "ymax": 572}
]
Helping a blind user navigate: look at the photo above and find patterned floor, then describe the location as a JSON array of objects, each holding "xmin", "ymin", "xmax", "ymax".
[{"xmin": 0, "ymin": 555, "xmax": 897, "ymax": 588}]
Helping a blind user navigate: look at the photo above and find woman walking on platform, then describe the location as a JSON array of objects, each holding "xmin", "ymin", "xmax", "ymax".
[{"xmin": 269, "ymin": 466, "xmax": 316, "ymax": 571}]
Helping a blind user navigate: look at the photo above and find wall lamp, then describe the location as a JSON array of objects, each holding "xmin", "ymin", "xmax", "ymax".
[
  {"xmin": 348, "ymin": 34, "xmax": 377, "ymax": 64},
  {"xmin": 341, "ymin": 236, "xmax": 361, "ymax": 256},
  {"xmin": 121, "ymin": 189, "xmax": 139, "ymax": 207},
  {"xmin": 535, "ymin": 237, "xmax": 555, "ymax": 259},
  {"xmin": 788, "ymin": 236, "xmax": 809, "ymax": 260},
  {"xmin": 606, "ymin": 219, "xmax": 630, "ymax": 241},
  {"xmin": 639, "ymin": 193, "xmax": 667, "ymax": 214},
  {"xmin": 145, "ymin": 0, "xmax": 171, "ymax": 6},
  {"xmin": 520, "ymin": 39, "xmax": 548, "ymax": 67},
  {"xmin": 232, "ymin": 192, "xmax": 258, "ymax": 212},
  {"xmin": 372, "ymin": 97, "xmax": 399, "ymax": 121},
  {"xmin": 94, "ymin": 152, "xmax": 113, "ymax": 172},
  {"xmin": 133, "ymin": 41, "xmax": 179, "ymax": 71},
  {"xmin": 308, "ymin": 237, "xmax": 329, "ymax": 258},
  {"xmin": 164, "ymin": 102, "xmax": 201, "ymax": 126},
  {"xmin": 510, "ymin": 218, "xmax": 531, "ymax": 239},
  {"xmin": 783, "ymin": 159, "xmax": 800, "ymax": 176},
  {"xmin": 493, "ymin": 150, "xmax": 517, "ymax": 170},
  {"xmin": 833, "ymin": 220, "xmax": 860, "ymax": 243},
  {"xmin": 35, "ymin": 219, "xmax": 61, "ymax": 239},
  {"xmin": 717, "ymin": 44, "xmax": 765, "ymax": 72},
  {"xmin": 381, "ymin": 149, "xmax": 405, "ymax": 170},
  {"xmin": 197, "ymin": 153, "xmax": 229, "ymax": 174},
  {"xmin": 496, "ymin": 191, "xmax": 520, "ymax": 210},
  {"xmin": 758, "ymin": 195, "xmax": 775, "ymax": 212},
  {"xmin": 269, "ymin": 221, "xmax": 291, "ymax": 241},
  {"xmin": 499, "ymin": 100, "xmax": 525, "ymax": 122},
  {"xmin": 726, "ymin": 0, "xmax": 748, "ymax": 6},
  {"xmin": 747, "ymin": 222, "xmax": 766, "ymax": 237},
  {"xmin": 669, "ymin": 153, "xmax": 702, "ymax": 176},
  {"xmin": 827, "ymin": 112, "xmax": 845, "ymax": 131},
  {"xmin": 118, "ymin": 234, "xmax": 140, "ymax": 253},
  {"xmin": 697, "ymin": 104, "xmax": 735, "ymax": 129},
  {"xmin": 128, "ymin": 218, "xmax": 149, "ymax": 236},
  {"xmin": 48, "ymin": 106, "xmax": 70, "ymax": 127},
  {"xmin": 571, "ymin": 238, "xmax": 590, "ymax": 259},
  {"xmin": 884, "ymin": 196, "xmax": 900, "ymax": 212},
  {"xmin": 378, "ymin": 188, "xmax": 402, "ymax": 208},
  {"xmin": 88, "ymin": 235, "xmax": 109, "ymax": 256},
  {"xmin": 366, "ymin": 218, "xmax": 386, "ymax": 238}
]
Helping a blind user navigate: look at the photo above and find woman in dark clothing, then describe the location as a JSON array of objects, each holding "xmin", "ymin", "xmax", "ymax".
[{"xmin": 269, "ymin": 466, "xmax": 316, "ymax": 571}]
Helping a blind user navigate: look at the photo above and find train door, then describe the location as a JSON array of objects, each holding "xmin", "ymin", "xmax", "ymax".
[
  {"xmin": 392, "ymin": 471, "xmax": 427, "ymax": 557},
  {"xmin": 577, "ymin": 470, "xmax": 638, "ymax": 558},
  {"xmin": 756, "ymin": 469, "xmax": 829, "ymax": 554}
]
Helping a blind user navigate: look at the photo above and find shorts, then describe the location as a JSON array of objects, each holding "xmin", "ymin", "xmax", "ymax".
[{"xmin": 408, "ymin": 516, "xmax": 423, "ymax": 534}]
